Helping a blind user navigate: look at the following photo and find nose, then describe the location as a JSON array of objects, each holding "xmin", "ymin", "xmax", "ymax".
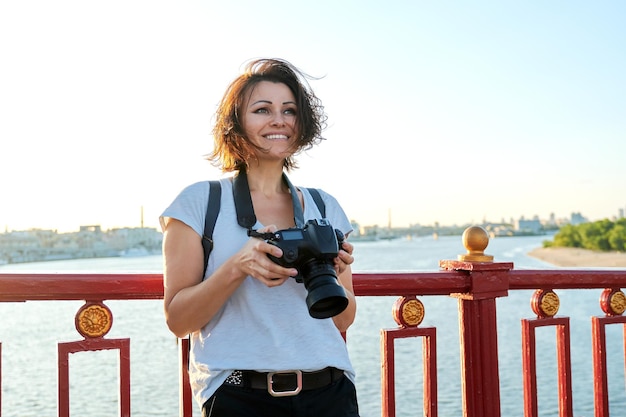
[{"xmin": 270, "ymin": 112, "xmax": 286, "ymax": 126}]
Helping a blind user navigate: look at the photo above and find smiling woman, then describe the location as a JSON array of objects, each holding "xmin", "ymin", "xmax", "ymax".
[{"xmin": 159, "ymin": 58, "xmax": 360, "ymax": 416}]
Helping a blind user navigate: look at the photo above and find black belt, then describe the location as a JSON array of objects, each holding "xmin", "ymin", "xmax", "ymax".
[{"xmin": 224, "ymin": 367, "xmax": 344, "ymax": 397}]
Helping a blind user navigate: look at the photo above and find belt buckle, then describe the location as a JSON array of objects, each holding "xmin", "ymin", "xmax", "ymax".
[{"xmin": 266, "ymin": 370, "xmax": 302, "ymax": 397}]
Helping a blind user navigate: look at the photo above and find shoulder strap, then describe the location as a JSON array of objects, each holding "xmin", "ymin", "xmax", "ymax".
[
  {"xmin": 202, "ymin": 181, "xmax": 222, "ymax": 277},
  {"xmin": 188, "ymin": 180, "xmax": 222, "ymax": 364},
  {"xmin": 307, "ymin": 188, "xmax": 326, "ymax": 218}
]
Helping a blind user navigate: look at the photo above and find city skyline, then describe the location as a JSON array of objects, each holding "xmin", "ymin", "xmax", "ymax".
[
  {"xmin": 2, "ymin": 205, "xmax": 622, "ymax": 234},
  {"xmin": 1, "ymin": 1, "xmax": 625, "ymax": 233}
]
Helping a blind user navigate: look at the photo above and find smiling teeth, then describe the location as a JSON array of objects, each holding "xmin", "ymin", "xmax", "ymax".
[{"xmin": 265, "ymin": 134, "xmax": 288, "ymax": 140}]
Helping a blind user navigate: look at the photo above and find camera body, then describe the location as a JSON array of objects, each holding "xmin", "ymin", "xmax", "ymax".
[
  {"xmin": 267, "ymin": 219, "xmax": 349, "ymax": 319},
  {"xmin": 267, "ymin": 218, "xmax": 344, "ymax": 281}
]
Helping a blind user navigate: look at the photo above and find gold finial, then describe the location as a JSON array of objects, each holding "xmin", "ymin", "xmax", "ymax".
[{"xmin": 458, "ymin": 226, "xmax": 494, "ymax": 262}]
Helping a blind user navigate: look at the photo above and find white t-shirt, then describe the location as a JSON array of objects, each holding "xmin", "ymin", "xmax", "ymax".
[{"xmin": 160, "ymin": 177, "xmax": 356, "ymax": 407}]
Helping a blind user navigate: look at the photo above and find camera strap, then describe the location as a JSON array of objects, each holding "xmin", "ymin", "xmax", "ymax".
[
  {"xmin": 232, "ymin": 167, "xmax": 305, "ymax": 231},
  {"xmin": 202, "ymin": 171, "xmax": 326, "ymax": 276},
  {"xmin": 232, "ymin": 167, "xmax": 257, "ymax": 229}
]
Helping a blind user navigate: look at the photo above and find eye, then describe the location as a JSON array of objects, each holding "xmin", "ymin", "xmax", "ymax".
[
  {"xmin": 284, "ymin": 108, "xmax": 297, "ymax": 116},
  {"xmin": 253, "ymin": 107, "xmax": 269, "ymax": 114}
]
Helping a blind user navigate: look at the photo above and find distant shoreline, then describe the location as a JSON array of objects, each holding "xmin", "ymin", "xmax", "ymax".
[{"xmin": 528, "ymin": 247, "xmax": 626, "ymax": 267}]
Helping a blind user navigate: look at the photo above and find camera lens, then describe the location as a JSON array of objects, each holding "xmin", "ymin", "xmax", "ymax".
[{"xmin": 301, "ymin": 261, "xmax": 349, "ymax": 319}]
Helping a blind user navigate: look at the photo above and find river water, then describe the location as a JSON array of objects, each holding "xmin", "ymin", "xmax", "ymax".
[{"xmin": 1, "ymin": 235, "xmax": 625, "ymax": 416}]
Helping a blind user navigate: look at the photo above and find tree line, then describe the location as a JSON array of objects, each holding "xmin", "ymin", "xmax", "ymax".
[{"xmin": 543, "ymin": 218, "xmax": 626, "ymax": 252}]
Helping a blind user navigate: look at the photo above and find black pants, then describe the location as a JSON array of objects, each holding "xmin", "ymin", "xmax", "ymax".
[{"xmin": 202, "ymin": 375, "xmax": 359, "ymax": 417}]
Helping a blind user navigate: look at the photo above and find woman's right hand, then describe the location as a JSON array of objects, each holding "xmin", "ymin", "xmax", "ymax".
[{"xmin": 233, "ymin": 225, "xmax": 299, "ymax": 287}]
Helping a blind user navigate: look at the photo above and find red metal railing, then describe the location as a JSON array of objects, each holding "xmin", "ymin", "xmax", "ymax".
[{"xmin": 1, "ymin": 251, "xmax": 625, "ymax": 416}]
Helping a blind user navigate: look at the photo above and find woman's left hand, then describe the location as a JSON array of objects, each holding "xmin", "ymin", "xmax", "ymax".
[
  {"xmin": 332, "ymin": 239, "xmax": 356, "ymax": 332},
  {"xmin": 334, "ymin": 240, "xmax": 354, "ymax": 275}
]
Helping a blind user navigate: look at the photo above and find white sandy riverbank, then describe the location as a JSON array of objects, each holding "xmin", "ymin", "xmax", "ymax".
[{"xmin": 528, "ymin": 246, "xmax": 626, "ymax": 267}]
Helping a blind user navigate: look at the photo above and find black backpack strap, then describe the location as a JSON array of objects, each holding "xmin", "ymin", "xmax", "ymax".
[
  {"xmin": 202, "ymin": 181, "xmax": 222, "ymax": 278},
  {"xmin": 189, "ymin": 180, "xmax": 222, "ymax": 367},
  {"xmin": 307, "ymin": 188, "xmax": 326, "ymax": 218}
]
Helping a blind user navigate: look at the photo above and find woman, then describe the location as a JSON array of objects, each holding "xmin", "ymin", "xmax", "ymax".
[{"xmin": 160, "ymin": 58, "xmax": 359, "ymax": 416}]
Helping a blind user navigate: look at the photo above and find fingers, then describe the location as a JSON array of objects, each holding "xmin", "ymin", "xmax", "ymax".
[
  {"xmin": 341, "ymin": 240, "xmax": 354, "ymax": 256},
  {"xmin": 241, "ymin": 236, "xmax": 298, "ymax": 287},
  {"xmin": 257, "ymin": 224, "xmax": 278, "ymax": 233},
  {"xmin": 339, "ymin": 241, "xmax": 354, "ymax": 264},
  {"xmin": 334, "ymin": 241, "xmax": 354, "ymax": 275}
]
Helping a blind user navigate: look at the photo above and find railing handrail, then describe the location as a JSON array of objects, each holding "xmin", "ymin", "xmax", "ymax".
[{"xmin": 2, "ymin": 269, "xmax": 626, "ymax": 302}]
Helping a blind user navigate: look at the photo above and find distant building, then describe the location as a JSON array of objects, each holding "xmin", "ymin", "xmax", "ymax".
[
  {"xmin": 515, "ymin": 218, "xmax": 542, "ymax": 234},
  {"xmin": 570, "ymin": 212, "xmax": 588, "ymax": 225},
  {"xmin": 547, "ymin": 212, "xmax": 557, "ymax": 227}
]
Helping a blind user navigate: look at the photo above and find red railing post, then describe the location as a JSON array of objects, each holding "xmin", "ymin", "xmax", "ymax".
[
  {"xmin": 440, "ymin": 226, "xmax": 512, "ymax": 417},
  {"xmin": 1, "ymin": 342, "xmax": 2, "ymax": 417},
  {"xmin": 179, "ymin": 338, "xmax": 193, "ymax": 417},
  {"xmin": 448, "ymin": 267, "xmax": 510, "ymax": 417}
]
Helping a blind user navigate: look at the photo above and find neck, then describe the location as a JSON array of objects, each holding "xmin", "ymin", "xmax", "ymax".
[{"xmin": 244, "ymin": 163, "xmax": 288, "ymax": 195}]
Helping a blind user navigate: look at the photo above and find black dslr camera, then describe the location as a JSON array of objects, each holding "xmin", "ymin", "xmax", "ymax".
[{"xmin": 266, "ymin": 219, "xmax": 349, "ymax": 319}]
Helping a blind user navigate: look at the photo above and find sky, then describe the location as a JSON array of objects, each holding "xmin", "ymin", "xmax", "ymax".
[{"xmin": 1, "ymin": 1, "xmax": 625, "ymax": 233}]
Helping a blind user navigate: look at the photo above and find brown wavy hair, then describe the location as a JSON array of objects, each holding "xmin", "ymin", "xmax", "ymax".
[{"xmin": 207, "ymin": 58, "xmax": 327, "ymax": 172}]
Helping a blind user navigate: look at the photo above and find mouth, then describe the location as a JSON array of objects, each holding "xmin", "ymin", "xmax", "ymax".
[{"xmin": 264, "ymin": 134, "xmax": 289, "ymax": 140}]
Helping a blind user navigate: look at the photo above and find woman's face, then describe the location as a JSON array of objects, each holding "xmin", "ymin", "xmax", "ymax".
[{"xmin": 241, "ymin": 81, "xmax": 299, "ymax": 162}]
